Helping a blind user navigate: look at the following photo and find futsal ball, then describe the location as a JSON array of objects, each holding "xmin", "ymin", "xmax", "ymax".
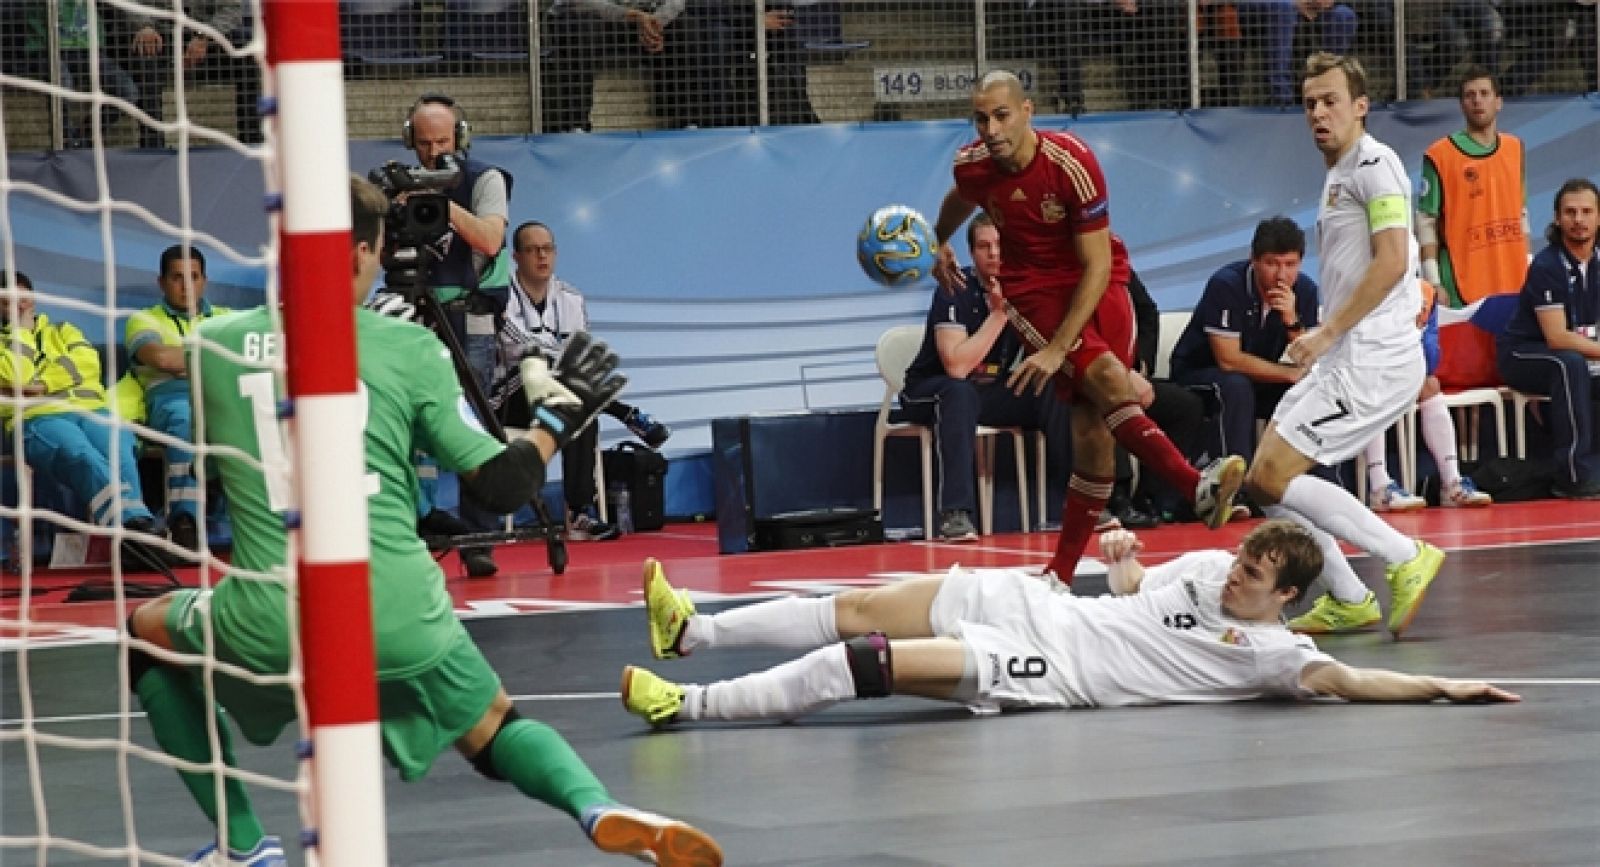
[{"xmin": 857, "ymin": 205, "xmax": 938, "ymax": 286}]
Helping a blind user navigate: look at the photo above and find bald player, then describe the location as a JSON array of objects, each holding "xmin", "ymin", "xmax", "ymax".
[{"xmin": 929, "ymin": 70, "xmax": 1246, "ymax": 583}]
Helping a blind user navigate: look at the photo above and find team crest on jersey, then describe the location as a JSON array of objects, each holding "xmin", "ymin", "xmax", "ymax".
[
  {"xmin": 1041, "ymin": 194, "xmax": 1067, "ymax": 223},
  {"xmin": 1010, "ymin": 188, "xmax": 1027, "ymax": 202},
  {"xmin": 1219, "ymin": 627, "xmax": 1251, "ymax": 646},
  {"xmin": 1325, "ymin": 184, "xmax": 1342, "ymax": 207},
  {"xmin": 458, "ymin": 396, "xmax": 488, "ymax": 434}
]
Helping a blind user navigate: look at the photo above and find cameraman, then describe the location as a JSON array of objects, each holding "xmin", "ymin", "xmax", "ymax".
[{"xmin": 402, "ymin": 93, "xmax": 513, "ymax": 576}]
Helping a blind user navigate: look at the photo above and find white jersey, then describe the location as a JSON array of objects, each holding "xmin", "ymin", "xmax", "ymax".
[
  {"xmin": 929, "ymin": 553, "xmax": 1332, "ymax": 709},
  {"xmin": 1315, "ymin": 133, "xmax": 1422, "ymax": 367}
]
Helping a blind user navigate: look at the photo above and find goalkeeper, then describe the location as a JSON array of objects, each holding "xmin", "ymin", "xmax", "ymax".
[{"xmin": 125, "ymin": 176, "xmax": 722, "ymax": 867}]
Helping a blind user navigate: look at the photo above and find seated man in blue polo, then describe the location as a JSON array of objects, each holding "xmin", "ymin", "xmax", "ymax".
[
  {"xmin": 1168, "ymin": 217, "xmax": 1322, "ymax": 462},
  {"xmin": 1495, "ymin": 178, "xmax": 1600, "ymax": 500},
  {"xmin": 124, "ymin": 245, "xmax": 230, "ymax": 551},
  {"xmin": 900, "ymin": 213, "xmax": 1069, "ymax": 541}
]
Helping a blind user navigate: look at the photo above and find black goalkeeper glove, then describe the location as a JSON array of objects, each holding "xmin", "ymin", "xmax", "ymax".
[{"xmin": 520, "ymin": 331, "xmax": 626, "ymax": 452}]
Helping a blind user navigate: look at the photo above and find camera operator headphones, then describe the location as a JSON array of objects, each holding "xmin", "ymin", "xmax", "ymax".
[{"xmin": 402, "ymin": 93, "xmax": 472, "ymax": 152}]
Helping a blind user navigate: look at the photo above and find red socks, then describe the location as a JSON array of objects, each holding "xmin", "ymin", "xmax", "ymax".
[
  {"xmin": 1103, "ymin": 401, "xmax": 1201, "ymax": 500},
  {"xmin": 1046, "ymin": 473, "xmax": 1113, "ymax": 582}
]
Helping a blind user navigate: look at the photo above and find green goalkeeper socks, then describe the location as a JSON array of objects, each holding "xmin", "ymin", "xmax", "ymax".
[
  {"xmin": 134, "ymin": 666, "xmax": 267, "ymax": 851},
  {"xmin": 490, "ymin": 718, "xmax": 613, "ymax": 820}
]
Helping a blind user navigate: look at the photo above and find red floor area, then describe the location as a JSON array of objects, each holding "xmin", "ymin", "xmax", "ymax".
[{"xmin": 6, "ymin": 498, "xmax": 1600, "ymax": 648}]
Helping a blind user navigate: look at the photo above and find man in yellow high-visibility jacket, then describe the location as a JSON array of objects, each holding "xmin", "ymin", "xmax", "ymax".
[
  {"xmin": 124, "ymin": 245, "xmax": 229, "ymax": 550},
  {"xmin": 1, "ymin": 271, "xmax": 156, "ymax": 532}
]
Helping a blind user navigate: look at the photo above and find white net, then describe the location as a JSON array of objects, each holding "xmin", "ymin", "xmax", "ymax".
[{"xmin": 0, "ymin": 1, "xmax": 317, "ymax": 863}]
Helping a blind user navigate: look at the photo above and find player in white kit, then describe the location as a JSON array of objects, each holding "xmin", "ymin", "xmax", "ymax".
[
  {"xmin": 1241, "ymin": 53, "xmax": 1447, "ymax": 639},
  {"xmin": 617, "ymin": 521, "xmax": 1516, "ymax": 727}
]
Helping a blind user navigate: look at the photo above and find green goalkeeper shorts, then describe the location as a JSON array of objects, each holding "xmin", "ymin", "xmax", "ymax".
[{"xmin": 165, "ymin": 589, "xmax": 501, "ymax": 782}]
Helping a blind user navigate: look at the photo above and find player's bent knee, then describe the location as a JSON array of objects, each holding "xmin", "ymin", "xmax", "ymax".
[
  {"xmin": 467, "ymin": 706, "xmax": 523, "ymax": 782},
  {"xmin": 844, "ymin": 633, "xmax": 893, "ymax": 699},
  {"xmin": 125, "ymin": 616, "xmax": 161, "ymax": 688}
]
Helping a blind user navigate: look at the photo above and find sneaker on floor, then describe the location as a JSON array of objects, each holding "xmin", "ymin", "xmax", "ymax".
[
  {"xmin": 1441, "ymin": 477, "xmax": 1492, "ymax": 508},
  {"xmin": 643, "ymin": 558, "xmax": 695, "ymax": 659},
  {"xmin": 1194, "ymin": 455, "xmax": 1247, "ymax": 529},
  {"xmin": 622, "ymin": 407, "xmax": 672, "ymax": 449},
  {"xmin": 1368, "ymin": 481, "xmax": 1425, "ymax": 512},
  {"xmin": 169, "ymin": 512, "xmax": 201, "ymax": 552},
  {"xmin": 121, "ymin": 516, "xmax": 176, "ymax": 571},
  {"xmin": 1386, "ymin": 540, "xmax": 1444, "ymax": 638},
  {"xmin": 1287, "ymin": 591, "xmax": 1382, "ymax": 634},
  {"xmin": 938, "ymin": 509, "xmax": 978, "ymax": 542},
  {"xmin": 570, "ymin": 511, "xmax": 623, "ymax": 541},
  {"xmin": 186, "ymin": 835, "xmax": 285, "ymax": 867},
  {"xmin": 460, "ymin": 545, "xmax": 498, "ymax": 578},
  {"xmin": 1551, "ymin": 477, "xmax": 1600, "ymax": 500},
  {"xmin": 622, "ymin": 665, "xmax": 685, "ymax": 727},
  {"xmin": 583, "ymin": 803, "xmax": 722, "ymax": 867}
]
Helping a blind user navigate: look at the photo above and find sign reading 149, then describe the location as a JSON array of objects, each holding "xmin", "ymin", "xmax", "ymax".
[{"xmin": 873, "ymin": 63, "xmax": 1038, "ymax": 104}]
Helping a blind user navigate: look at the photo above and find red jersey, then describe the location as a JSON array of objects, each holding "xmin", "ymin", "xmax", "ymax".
[{"xmin": 952, "ymin": 129, "xmax": 1131, "ymax": 301}]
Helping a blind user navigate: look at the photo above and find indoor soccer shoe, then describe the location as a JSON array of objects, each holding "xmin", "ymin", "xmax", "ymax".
[
  {"xmin": 185, "ymin": 835, "xmax": 285, "ymax": 867},
  {"xmin": 583, "ymin": 804, "xmax": 723, "ymax": 867},
  {"xmin": 644, "ymin": 558, "xmax": 695, "ymax": 659},
  {"xmin": 622, "ymin": 665, "xmax": 685, "ymax": 726},
  {"xmin": 622, "ymin": 407, "xmax": 672, "ymax": 449},
  {"xmin": 1442, "ymin": 477, "xmax": 1493, "ymax": 508},
  {"xmin": 1368, "ymin": 481, "xmax": 1425, "ymax": 512},
  {"xmin": 1386, "ymin": 540, "xmax": 1445, "ymax": 638},
  {"xmin": 1287, "ymin": 592, "xmax": 1382, "ymax": 634},
  {"xmin": 1194, "ymin": 455, "xmax": 1247, "ymax": 530}
]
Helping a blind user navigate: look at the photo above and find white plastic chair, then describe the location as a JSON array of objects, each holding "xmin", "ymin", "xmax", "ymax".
[
  {"xmin": 872, "ymin": 325, "xmax": 1030, "ymax": 539},
  {"xmin": 1503, "ymin": 387, "xmax": 1551, "ymax": 460}
]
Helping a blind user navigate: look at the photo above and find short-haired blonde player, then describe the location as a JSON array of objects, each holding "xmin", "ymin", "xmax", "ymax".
[
  {"xmin": 620, "ymin": 521, "xmax": 1516, "ymax": 727},
  {"xmin": 1241, "ymin": 53, "xmax": 1448, "ymax": 638}
]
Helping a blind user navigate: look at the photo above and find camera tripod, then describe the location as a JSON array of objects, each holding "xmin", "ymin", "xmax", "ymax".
[{"xmin": 398, "ymin": 278, "xmax": 569, "ymax": 576}]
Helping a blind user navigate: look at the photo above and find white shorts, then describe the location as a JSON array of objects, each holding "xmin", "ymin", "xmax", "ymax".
[
  {"xmin": 929, "ymin": 568, "xmax": 1085, "ymax": 710},
  {"xmin": 1271, "ymin": 350, "xmax": 1424, "ymax": 465}
]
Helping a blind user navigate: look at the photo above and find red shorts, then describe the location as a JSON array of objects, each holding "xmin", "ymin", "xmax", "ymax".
[{"xmin": 1006, "ymin": 280, "xmax": 1135, "ymax": 403}]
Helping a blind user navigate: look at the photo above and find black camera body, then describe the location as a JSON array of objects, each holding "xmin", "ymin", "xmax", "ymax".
[{"xmin": 367, "ymin": 153, "xmax": 464, "ymax": 297}]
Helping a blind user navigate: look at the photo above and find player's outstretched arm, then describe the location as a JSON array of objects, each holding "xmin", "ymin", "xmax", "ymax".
[{"xmin": 1300, "ymin": 661, "xmax": 1521, "ymax": 704}]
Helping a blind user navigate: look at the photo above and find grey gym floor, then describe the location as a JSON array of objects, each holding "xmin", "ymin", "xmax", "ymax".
[{"xmin": 3, "ymin": 540, "xmax": 1598, "ymax": 866}]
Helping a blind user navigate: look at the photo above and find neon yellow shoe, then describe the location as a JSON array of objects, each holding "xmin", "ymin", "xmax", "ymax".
[
  {"xmin": 643, "ymin": 557, "xmax": 695, "ymax": 659},
  {"xmin": 584, "ymin": 804, "xmax": 723, "ymax": 867},
  {"xmin": 1386, "ymin": 540, "xmax": 1444, "ymax": 638},
  {"xmin": 1287, "ymin": 591, "xmax": 1382, "ymax": 634},
  {"xmin": 622, "ymin": 665, "xmax": 685, "ymax": 727}
]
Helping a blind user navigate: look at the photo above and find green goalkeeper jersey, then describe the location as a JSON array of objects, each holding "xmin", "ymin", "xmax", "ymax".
[{"xmin": 196, "ymin": 307, "xmax": 505, "ymax": 679}]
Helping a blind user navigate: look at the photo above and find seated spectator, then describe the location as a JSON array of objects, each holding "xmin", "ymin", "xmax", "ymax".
[
  {"xmin": 989, "ymin": 0, "xmax": 1187, "ymax": 115},
  {"xmin": 899, "ymin": 213, "xmax": 1069, "ymax": 541},
  {"xmin": 127, "ymin": 0, "xmax": 261, "ymax": 145},
  {"xmin": 0, "ymin": 271, "xmax": 161, "ymax": 553},
  {"xmin": 490, "ymin": 221, "xmax": 670, "ymax": 539},
  {"xmin": 1495, "ymin": 179, "xmax": 1600, "ymax": 500},
  {"xmin": 124, "ymin": 245, "xmax": 231, "ymax": 551},
  {"xmin": 542, "ymin": 0, "xmax": 731, "ymax": 131},
  {"xmin": 1169, "ymin": 217, "xmax": 1321, "ymax": 463},
  {"xmin": 20, "ymin": 0, "xmax": 147, "ymax": 148},
  {"xmin": 1410, "ymin": 1, "xmax": 1503, "ymax": 99},
  {"xmin": 1361, "ymin": 279, "xmax": 1493, "ymax": 511},
  {"xmin": 1501, "ymin": 1, "xmax": 1596, "ymax": 97},
  {"xmin": 1237, "ymin": 0, "xmax": 1357, "ymax": 106},
  {"xmin": 1109, "ymin": 270, "xmax": 1207, "ymax": 528}
]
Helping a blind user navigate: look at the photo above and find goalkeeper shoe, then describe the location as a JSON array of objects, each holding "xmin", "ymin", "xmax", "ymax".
[
  {"xmin": 1386, "ymin": 540, "xmax": 1444, "ymax": 638},
  {"xmin": 621, "ymin": 406, "xmax": 671, "ymax": 449},
  {"xmin": 583, "ymin": 804, "xmax": 723, "ymax": 867},
  {"xmin": 643, "ymin": 558, "xmax": 695, "ymax": 659},
  {"xmin": 622, "ymin": 665, "xmax": 685, "ymax": 726},
  {"xmin": 186, "ymin": 835, "xmax": 285, "ymax": 867},
  {"xmin": 520, "ymin": 332, "xmax": 627, "ymax": 453},
  {"xmin": 1287, "ymin": 592, "xmax": 1382, "ymax": 635},
  {"xmin": 1194, "ymin": 455, "xmax": 1247, "ymax": 530}
]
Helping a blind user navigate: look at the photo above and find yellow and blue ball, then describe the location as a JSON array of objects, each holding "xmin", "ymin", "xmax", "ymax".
[{"xmin": 856, "ymin": 205, "xmax": 938, "ymax": 286}]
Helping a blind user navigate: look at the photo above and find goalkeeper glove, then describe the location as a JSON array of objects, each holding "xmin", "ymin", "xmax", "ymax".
[{"xmin": 520, "ymin": 331, "xmax": 626, "ymax": 452}]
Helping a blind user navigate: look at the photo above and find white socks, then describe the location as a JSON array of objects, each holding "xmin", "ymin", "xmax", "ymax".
[
  {"xmin": 679, "ymin": 595, "xmax": 839, "ymax": 654},
  {"xmin": 1364, "ymin": 436, "xmax": 1393, "ymax": 491},
  {"xmin": 1264, "ymin": 503, "xmax": 1372, "ymax": 604},
  {"xmin": 679, "ymin": 645, "xmax": 855, "ymax": 722},
  {"xmin": 1279, "ymin": 474, "xmax": 1418, "ymax": 566},
  {"xmin": 1419, "ymin": 395, "xmax": 1462, "ymax": 489}
]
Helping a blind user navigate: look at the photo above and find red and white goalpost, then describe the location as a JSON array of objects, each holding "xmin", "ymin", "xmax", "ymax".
[{"xmin": 263, "ymin": 0, "xmax": 386, "ymax": 863}]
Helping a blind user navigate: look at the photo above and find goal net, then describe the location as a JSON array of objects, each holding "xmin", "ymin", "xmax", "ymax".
[{"xmin": 0, "ymin": 0, "xmax": 382, "ymax": 864}]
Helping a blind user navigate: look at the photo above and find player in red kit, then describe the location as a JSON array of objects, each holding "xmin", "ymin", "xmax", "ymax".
[{"xmin": 932, "ymin": 70, "xmax": 1246, "ymax": 581}]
